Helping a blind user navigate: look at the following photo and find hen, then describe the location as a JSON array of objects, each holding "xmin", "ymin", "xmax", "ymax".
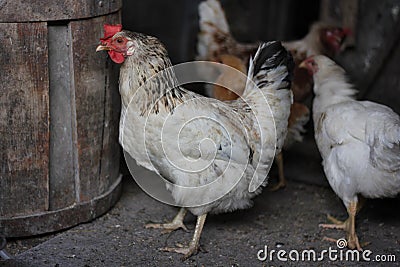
[
  {"xmin": 300, "ymin": 55, "xmax": 400, "ymax": 250},
  {"xmin": 197, "ymin": 0, "xmax": 350, "ymax": 190},
  {"xmin": 96, "ymin": 25, "xmax": 294, "ymax": 259}
]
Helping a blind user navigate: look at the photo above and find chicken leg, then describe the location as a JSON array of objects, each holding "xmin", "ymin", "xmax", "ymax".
[
  {"xmin": 269, "ymin": 152, "xmax": 286, "ymax": 191},
  {"xmin": 162, "ymin": 213, "xmax": 207, "ymax": 260},
  {"xmin": 145, "ymin": 208, "xmax": 188, "ymax": 234},
  {"xmin": 319, "ymin": 201, "xmax": 362, "ymax": 251}
]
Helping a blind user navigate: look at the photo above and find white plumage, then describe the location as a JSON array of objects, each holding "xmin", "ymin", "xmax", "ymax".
[
  {"xmin": 303, "ymin": 55, "xmax": 400, "ymax": 250},
  {"xmin": 97, "ymin": 30, "xmax": 294, "ymax": 259},
  {"xmin": 120, "ymin": 42, "xmax": 293, "ymax": 215}
]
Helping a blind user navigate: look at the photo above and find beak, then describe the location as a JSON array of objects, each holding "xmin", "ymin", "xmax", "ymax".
[{"xmin": 96, "ymin": 44, "xmax": 111, "ymax": 52}]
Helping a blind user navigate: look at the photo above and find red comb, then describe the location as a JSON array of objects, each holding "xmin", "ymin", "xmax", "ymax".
[{"xmin": 101, "ymin": 24, "xmax": 122, "ymax": 40}]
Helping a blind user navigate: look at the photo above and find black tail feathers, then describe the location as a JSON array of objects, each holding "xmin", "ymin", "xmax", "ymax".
[{"xmin": 252, "ymin": 41, "xmax": 294, "ymax": 85}]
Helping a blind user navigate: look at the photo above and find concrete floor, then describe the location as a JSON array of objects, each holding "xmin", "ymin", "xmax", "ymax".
[{"xmin": 1, "ymin": 136, "xmax": 400, "ymax": 266}]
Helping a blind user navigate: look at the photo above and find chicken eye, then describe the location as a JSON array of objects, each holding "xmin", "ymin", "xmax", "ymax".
[{"xmin": 116, "ymin": 38, "xmax": 124, "ymax": 44}]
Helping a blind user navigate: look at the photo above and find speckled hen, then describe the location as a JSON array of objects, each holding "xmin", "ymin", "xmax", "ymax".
[{"xmin": 96, "ymin": 24, "xmax": 293, "ymax": 259}]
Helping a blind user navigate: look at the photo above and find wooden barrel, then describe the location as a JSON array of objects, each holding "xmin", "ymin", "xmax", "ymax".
[{"xmin": 0, "ymin": 0, "xmax": 122, "ymax": 237}]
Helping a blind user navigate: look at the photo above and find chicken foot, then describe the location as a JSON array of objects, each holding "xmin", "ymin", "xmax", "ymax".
[
  {"xmin": 319, "ymin": 201, "xmax": 362, "ymax": 251},
  {"xmin": 145, "ymin": 208, "xmax": 188, "ymax": 234},
  {"xmin": 269, "ymin": 152, "xmax": 286, "ymax": 191},
  {"xmin": 322, "ymin": 196, "xmax": 365, "ymax": 225},
  {"xmin": 162, "ymin": 213, "xmax": 207, "ymax": 260}
]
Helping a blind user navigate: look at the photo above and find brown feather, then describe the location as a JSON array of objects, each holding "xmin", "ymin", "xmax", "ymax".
[{"xmin": 212, "ymin": 54, "xmax": 247, "ymax": 101}]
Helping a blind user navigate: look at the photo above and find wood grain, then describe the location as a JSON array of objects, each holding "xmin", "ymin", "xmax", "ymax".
[
  {"xmin": 48, "ymin": 24, "xmax": 76, "ymax": 210},
  {"xmin": 0, "ymin": 0, "xmax": 122, "ymax": 22},
  {"xmin": 70, "ymin": 13, "xmax": 121, "ymax": 202},
  {"xmin": 0, "ymin": 22, "xmax": 50, "ymax": 217},
  {"xmin": 0, "ymin": 9, "xmax": 122, "ymax": 237}
]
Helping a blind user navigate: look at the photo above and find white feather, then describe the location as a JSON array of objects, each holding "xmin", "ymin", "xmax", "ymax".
[
  {"xmin": 120, "ymin": 41, "xmax": 293, "ymax": 215},
  {"xmin": 311, "ymin": 55, "xmax": 400, "ymax": 207}
]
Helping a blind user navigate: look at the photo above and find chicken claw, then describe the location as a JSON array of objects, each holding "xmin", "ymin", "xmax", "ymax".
[
  {"xmin": 145, "ymin": 208, "xmax": 188, "ymax": 234},
  {"xmin": 161, "ymin": 245, "xmax": 199, "ymax": 261},
  {"xmin": 161, "ymin": 214, "xmax": 207, "ymax": 260},
  {"xmin": 319, "ymin": 214, "xmax": 347, "ymax": 229},
  {"xmin": 326, "ymin": 214, "xmax": 346, "ymax": 225},
  {"xmin": 319, "ymin": 202, "xmax": 363, "ymax": 251}
]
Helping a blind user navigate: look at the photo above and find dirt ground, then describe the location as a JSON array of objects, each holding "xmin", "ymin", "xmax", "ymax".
[{"xmin": 1, "ymin": 162, "xmax": 399, "ymax": 267}]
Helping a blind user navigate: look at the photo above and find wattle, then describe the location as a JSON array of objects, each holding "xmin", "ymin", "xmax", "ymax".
[{"xmin": 108, "ymin": 51, "xmax": 125, "ymax": 64}]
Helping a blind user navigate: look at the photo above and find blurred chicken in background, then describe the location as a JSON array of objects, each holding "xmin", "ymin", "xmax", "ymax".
[{"xmin": 197, "ymin": 0, "xmax": 351, "ymax": 190}]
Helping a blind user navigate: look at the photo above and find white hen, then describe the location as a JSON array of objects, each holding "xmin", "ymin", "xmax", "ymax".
[
  {"xmin": 97, "ymin": 26, "xmax": 294, "ymax": 259},
  {"xmin": 300, "ymin": 55, "xmax": 400, "ymax": 250}
]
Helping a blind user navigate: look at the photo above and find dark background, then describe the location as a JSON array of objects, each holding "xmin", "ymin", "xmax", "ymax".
[
  {"xmin": 122, "ymin": 0, "xmax": 320, "ymax": 63},
  {"xmin": 122, "ymin": 0, "xmax": 400, "ymax": 114}
]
